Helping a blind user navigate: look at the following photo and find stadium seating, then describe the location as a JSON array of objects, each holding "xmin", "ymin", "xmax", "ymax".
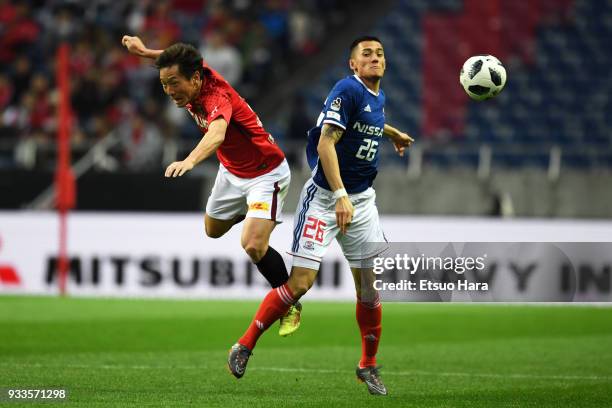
[{"xmin": 303, "ymin": 0, "xmax": 612, "ymax": 169}]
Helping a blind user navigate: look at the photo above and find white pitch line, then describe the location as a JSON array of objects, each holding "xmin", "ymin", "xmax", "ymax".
[{"xmin": 2, "ymin": 363, "xmax": 611, "ymax": 382}]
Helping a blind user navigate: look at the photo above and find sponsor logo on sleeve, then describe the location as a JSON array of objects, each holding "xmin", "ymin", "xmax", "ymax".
[{"xmin": 326, "ymin": 111, "xmax": 341, "ymax": 121}]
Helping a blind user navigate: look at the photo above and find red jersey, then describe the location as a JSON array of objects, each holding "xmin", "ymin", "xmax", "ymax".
[{"xmin": 186, "ymin": 63, "xmax": 285, "ymax": 178}]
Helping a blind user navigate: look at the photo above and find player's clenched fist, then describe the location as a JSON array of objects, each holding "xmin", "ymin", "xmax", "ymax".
[
  {"xmin": 121, "ymin": 35, "xmax": 148, "ymax": 57},
  {"xmin": 165, "ymin": 160, "xmax": 194, "ymax": 177}
]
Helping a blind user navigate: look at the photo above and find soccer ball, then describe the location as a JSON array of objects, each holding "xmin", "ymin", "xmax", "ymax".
[{"xmin": 459, "ymin": 55, "xmax": 507, "ymax": 101}]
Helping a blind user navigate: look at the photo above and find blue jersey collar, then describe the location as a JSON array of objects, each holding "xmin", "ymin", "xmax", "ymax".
[{"xmin": 353, "ymin": 75, "xmax": 380, "ymax": 96}]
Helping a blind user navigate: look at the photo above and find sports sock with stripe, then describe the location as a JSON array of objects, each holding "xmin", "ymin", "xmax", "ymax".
[{"xmin": 239, "ymin": 283, "xmax": 294, "ymax": 350}]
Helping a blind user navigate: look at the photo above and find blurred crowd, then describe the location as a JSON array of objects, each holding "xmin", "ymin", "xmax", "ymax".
[{"xmin": 0, "ymin": 0, "xmax": 351, "ymax": 170}]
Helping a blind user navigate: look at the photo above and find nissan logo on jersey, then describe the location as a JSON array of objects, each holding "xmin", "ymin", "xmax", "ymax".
[{"xmin": 353, "ymin": 121, "xmax": 383, "ymax": 137}]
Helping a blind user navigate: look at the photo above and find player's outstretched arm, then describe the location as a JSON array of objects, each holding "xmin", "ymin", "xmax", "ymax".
[
  {"xmin": 121, "ymin": 35, "xmax": 163, "ymax": 60},
  {"xmin": 383, "ymin": 124, "xmax": 414, "ymax": 157},
  {"xmin": 317, "ymin": 124, "xmax": 354, "ymax": 234},
  {"xmin": 165, "ymin": 118, "xmax": 227, "ymax": 178}
]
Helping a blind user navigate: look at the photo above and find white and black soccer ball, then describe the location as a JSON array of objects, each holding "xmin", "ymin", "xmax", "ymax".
[{"xmin": 459, "ymin": 55, "xmax": 507, "ymax": 101}]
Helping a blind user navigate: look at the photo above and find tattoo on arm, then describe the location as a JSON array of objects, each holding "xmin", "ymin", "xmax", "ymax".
[{"xmin": 321, "ymin": 125, "xmax": 344, "ymax": 144}]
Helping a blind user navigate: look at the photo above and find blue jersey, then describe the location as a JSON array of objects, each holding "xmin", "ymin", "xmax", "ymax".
[{"xmin": 307, "ymin": 75, "xmax": 385, "ymax": 194}]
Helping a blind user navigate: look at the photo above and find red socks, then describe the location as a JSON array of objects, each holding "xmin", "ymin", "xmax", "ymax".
[
  {"xmin": 239, "ymin": 284, "xmax": 294, "ymax": 350},
  {"xmin": 238, "ymin": 284, "xmax": 382, "ymax": 368},
  {"xmin": 356, "ymin": 295, "xmax": 382, "ymax": 368}
]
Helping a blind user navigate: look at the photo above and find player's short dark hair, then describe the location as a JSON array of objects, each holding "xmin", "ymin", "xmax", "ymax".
[
  {"xmin": 155, "ymin": 43, "xmax": 204, "ymax": 80},
  {"xmin": 349, "ymin": 36, "xmax": 383, "ymax": 55}
]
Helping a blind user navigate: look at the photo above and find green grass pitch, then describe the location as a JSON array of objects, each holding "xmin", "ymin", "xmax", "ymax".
[{"xmin": 1, "ymin": 296, "xmax": 611, "ymax": 407}]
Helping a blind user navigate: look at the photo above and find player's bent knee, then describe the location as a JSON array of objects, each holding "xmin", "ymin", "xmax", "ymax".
[
  {"xmin": 204, "ymin": 214, "xmax": 241, "ymax": 239},
  {"xmin": 204, "ymin": 217, "xmax": 231, "ymax": 239},
  {"xmin": 242, "ymin": 241, "xmax": 267, "ymax": 263},
  {"xmin": 204, "ymin": 223, "xmax": 225, "ymax": 238},
  {"xmin": 205, "ymin": 228, "xmax": 224, "ymax": 239}
]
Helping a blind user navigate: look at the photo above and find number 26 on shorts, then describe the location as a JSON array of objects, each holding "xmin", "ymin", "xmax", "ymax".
[{"xmin": 303, "ymin": 216, "xmax": 326, "ymax": 243}]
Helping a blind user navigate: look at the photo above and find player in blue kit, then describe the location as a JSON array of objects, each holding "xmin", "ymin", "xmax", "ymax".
[{"xmin": 228, "ymin": 36, "xmax": 414, "ymax": 395}]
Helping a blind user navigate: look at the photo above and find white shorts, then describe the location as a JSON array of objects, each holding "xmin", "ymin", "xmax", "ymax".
[
  {"xmin": 206, "ymin": 159, "xmax": 290, "ymax": 222},
  {"xmin": 289, "ymin": 178, "xmax": 388, "ymax": 269}
]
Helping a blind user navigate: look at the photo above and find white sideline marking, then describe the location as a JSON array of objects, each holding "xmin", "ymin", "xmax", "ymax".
[{"xmin": 3, "ymin": 363, "xmax": 611, "ymax": 382}]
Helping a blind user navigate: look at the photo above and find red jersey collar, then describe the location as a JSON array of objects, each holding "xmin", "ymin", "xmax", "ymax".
[{"xmin": 186, "ymin": 63, "xmax": 212, "ymax": 111}]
